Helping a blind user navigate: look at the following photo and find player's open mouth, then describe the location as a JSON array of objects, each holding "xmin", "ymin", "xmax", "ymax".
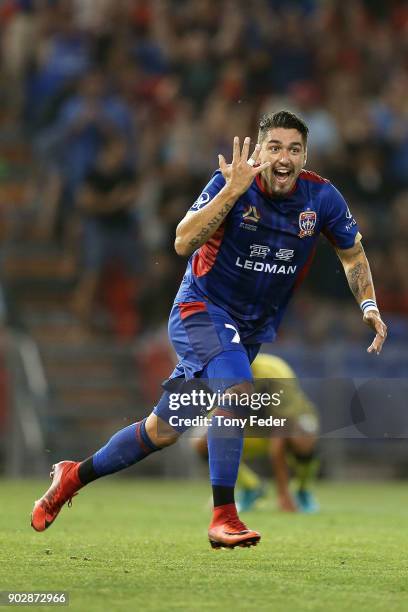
[{"xmin": 273, "ymin": 168, "xmax": 292, "ymax": 185}]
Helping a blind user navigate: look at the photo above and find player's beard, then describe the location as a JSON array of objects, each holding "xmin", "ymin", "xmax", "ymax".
[{"xmin": 262, "ymin": 167, "xmax": 298, "ymax": 197}]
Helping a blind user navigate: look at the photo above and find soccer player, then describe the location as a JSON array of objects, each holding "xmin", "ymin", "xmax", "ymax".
[
  {"xmin": 193, "ymin": 353, "xmax": 320, "ymax": 514},
  {"xmin": 31, "ymin": 111, "xmax": 387, "ymax": 549}
]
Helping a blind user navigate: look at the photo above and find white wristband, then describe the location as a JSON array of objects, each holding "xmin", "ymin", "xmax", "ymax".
[{"xmin": 360, "ymin": 299, "xmax": 378, "ymax": 315}]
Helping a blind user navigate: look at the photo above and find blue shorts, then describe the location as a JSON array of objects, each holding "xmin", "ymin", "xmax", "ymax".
[
  {"xmin": 164, "ymin": 299, "xmax": 261, "ymax": 388},
  {"xmin": 153, "ymin": 299, "xmax": 261, "ymax": 428}
]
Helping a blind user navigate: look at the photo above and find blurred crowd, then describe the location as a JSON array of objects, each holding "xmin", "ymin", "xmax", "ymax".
[{"xmin": 0, "ymin": 0, "xmax": 407, "ymax": 341}]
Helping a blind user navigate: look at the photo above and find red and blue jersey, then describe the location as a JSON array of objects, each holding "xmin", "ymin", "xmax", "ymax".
[{"xmin": 174, "ymin": 170, "xmax": 360, "ymax": 343}]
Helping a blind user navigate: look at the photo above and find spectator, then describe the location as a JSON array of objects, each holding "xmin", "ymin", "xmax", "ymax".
[
  {"xmin": 25, "ymin": 2, "xmax": 92, "ymax": 129},
  {"xmin": 35, "ymin": 68, "xmax": 135, "ymax": 238},
  {"xmin": 71, "ymin": 134, "xmax": 141, "ymax": 337}
]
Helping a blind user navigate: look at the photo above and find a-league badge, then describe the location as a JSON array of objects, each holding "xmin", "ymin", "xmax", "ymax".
[{"xmin": 298, "ymin": 210, "xmax": 317, "ymax": 238}]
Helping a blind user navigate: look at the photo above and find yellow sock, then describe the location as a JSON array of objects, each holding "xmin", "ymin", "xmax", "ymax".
[{"xmin": 237, "ymin": 462, "xmax": 261, "ymax": 490}]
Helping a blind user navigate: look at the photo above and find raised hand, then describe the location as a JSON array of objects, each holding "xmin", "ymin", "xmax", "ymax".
[
  {"xmin": 364, "ymin": 310, "xmax": 387, "ymax": 355},
  {"xmin": 218, "ymin": 136, "xmax": 271, "ymax": 198}
]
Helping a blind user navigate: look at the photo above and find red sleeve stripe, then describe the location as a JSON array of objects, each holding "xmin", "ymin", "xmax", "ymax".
[
  {"xmin": 178, "ymin": 301, "xmax": 207, "ymax": 320},
  {"xmin": 192, "ymin": 224, "xmax": 225, "ymax": 277}
]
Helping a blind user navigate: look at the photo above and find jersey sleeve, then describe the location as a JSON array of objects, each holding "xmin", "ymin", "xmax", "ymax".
[
  {"xmin": 322, "ymin": 184, "xmax": 361, "ymax": 249},
  {"xmin": 189, "ymin": 171, "xmax": 226, "ymax": 212}
]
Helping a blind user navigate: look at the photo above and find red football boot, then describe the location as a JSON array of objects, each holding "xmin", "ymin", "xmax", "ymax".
[
  {"xmin": 31, "ymin": 461, "xmax": 82, "ymax": 532},
  {"xmin": 208, "ymin": 503, "xmax": 261, "ymax": 549}
]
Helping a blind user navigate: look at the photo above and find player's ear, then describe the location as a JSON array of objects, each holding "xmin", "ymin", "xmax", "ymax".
[{"xmin": 303, "ymin": 149, "xmax": 307, "ymax": 167}]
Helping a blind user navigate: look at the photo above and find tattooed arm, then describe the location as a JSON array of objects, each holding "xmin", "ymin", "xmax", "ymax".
[
  {"xmin": 337, "ymin": 240, "xmax": 374, "ymax": 303},
  {"xmin": 336, "ymin": 240, "xmax": 387, "ymax": 354},
  {"xmin": 174, "ymin": 187, "xmax": 239, "ymax": 256},
  {"xmin": 174, "ymin": 136, "xmax": 271, "ymax": 257}
]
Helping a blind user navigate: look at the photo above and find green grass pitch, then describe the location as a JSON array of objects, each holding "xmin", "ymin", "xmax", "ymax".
[{"xmin": 1, "ymin": 479, "xmax": 408, "ymax": 611}]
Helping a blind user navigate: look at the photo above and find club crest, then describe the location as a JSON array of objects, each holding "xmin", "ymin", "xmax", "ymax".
[{"xmin": 298, "ymin": 210, "xmax": 317, "ymax": 238}]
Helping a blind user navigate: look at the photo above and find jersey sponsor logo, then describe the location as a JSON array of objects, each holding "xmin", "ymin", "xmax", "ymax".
[
  {"xmin": 240, "ymin": 205, "xmax": 261, "ymax": 231},
  {"xmin": 250, "ymin": 244, "xmax": 270, "ymax": 259},
  {"xmin": 274, "ymin": 248, "xmax": 294, "ymax": 262},
  {"xmin": 298, "ymin": 210, "xmax": 317, "ymax": 238},
  {"xmin": 191, "ymin": 192, "xmax": 210, "ymax": 210},
  {"xmin": 235, "ymin": 257, "xmax": 297, "ymax": 274}
]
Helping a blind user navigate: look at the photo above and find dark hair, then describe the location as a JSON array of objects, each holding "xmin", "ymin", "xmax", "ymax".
[{"xmin": 258, "ymin": 110, "xmax": 308, "ymax": 145}]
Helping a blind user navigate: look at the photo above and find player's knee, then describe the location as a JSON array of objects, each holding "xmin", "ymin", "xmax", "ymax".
[
  {"xmin": 289, "ymin": 435, "xmax": 316, "ymax": 457},
  {"xmin": 145, "ymin": 413, "xmax": 180, "ymax": 448},
  {"xmin": 218, "ymin": 381, "xmax": 254, "ymax": 416},
  {"xmin": 224, "ymin": 380, "xmax": 254, "ymax": 399}
]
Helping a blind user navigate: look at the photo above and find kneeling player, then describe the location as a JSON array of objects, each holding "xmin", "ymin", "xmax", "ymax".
[{"xmin": 194, "ymin": 353, "xmax": 320, "ymax": 513}]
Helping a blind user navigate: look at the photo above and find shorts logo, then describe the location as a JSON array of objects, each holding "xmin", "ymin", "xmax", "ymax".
[
  {"xmin": 224, "ymin": 323, "xmax": 240, "ymax": 344},
  {"xmin": 191, "ymin": 192, "xmax": 210, "ymax": 210},
  {"xmin": 250, "ymin": 244, "xmax": 270, "ymax": 259},
  {"xmin": 274, "ymin": 248, "xmax": 294, "ymax": 262},
  {"xmin": 298, "ymin": 210, "xmax": 317, "ymax": 238}
]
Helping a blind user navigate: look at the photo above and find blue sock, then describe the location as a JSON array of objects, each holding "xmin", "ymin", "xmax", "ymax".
[
  {"xmin": 202, "ymin": 351, "xmax": 252, "ymax": 505},
  {"xmin": 92, "ymin": 418, "xmax": 158, "ymax": 477},
  {"xmin": 207, "ymin": 407, "xmax": 244, "ymax": 488}
]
